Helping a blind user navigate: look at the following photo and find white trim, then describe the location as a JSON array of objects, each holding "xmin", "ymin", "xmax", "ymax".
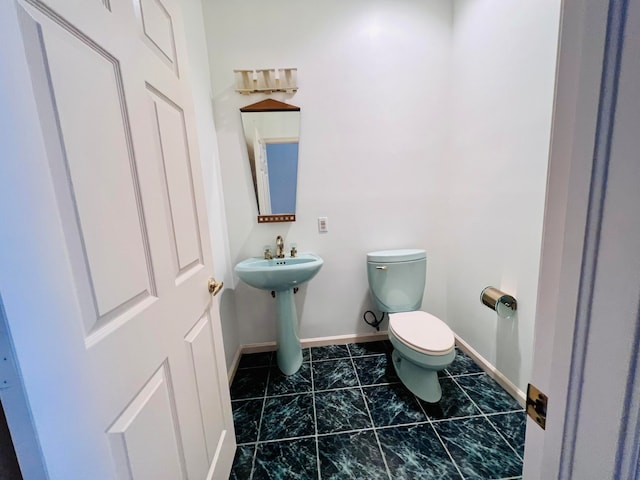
[
  {"xmin": 227, "ymin": 346, "xmax": 243, "ymax": 385},
  {"xmin": 226, "ymin": 342, "xmax": 276, "ymax": 386},
  {"xmin": 455, "ymin": 335, "xmax": 526, "ymax": 407},
  {"xmin": 238, "ymin": 341, "xmax": 278, "ymax": 355},
  {"xmin": 523, "ymin": 0, "xmax": 610, "ymax": 478},
  {"xmin": 300, "ymin": 331, "xmax": 389, "ymax": 348},
  {"xmin": 559, "ymin": 2, "xmax": 640, "ymax": 477}
]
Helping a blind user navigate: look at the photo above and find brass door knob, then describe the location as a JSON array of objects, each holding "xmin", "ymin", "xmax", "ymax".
[{"xmin": 208, "ymin": 277, "xmax": 223, "ymax": 296}]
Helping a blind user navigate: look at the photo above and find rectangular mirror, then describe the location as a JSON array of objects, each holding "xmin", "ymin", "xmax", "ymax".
[{"xmin": 240, "ymin": 99, "xmax": 301, "ymax": 223}]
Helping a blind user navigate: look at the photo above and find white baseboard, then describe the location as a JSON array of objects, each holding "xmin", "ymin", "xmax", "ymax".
[
  {"xmin": 300, "ymin": 331, "xmax": 388, "ymax": 348},
  {"xmin": 238, "ymin": 341, "xmax": 277, "ymax": 355},
  {"xmin": 227, "ymin": 346, "xmax": 243, "ymax": 385},
  {"xmin": 227, "ymin": 342, "xmax": 275, "ymax": 385},
  {"xmin": 455, "ymin": 335, "xmax": 526, "ymax": 407}
]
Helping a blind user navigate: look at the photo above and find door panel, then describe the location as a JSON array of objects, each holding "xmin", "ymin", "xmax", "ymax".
[
  {"xmin": 40, "ymin": 19, "xmax": 157, "ymax": 331},
  {"xmin": 185, "ymin": 314, "xmax": 226, "ymax": 463},
  {"xmin": 0, "ymin": 0, "xmax": 236, "ymax": 478},
  {"xmin": 147, "ymin": 86, "xmax": 204, "ymax": 279},
  {"xmin": 136, "ymin": 0, "xmax": 179, "ymax": 74},
  {"xmin": 108, "ymin": 363, "xmax": 185, "ymax": 480}
]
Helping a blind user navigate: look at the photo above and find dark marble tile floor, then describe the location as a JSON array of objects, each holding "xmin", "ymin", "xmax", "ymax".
[{"xmin": 229, "ymin": 341, "xmax": 525, "ymax": 479}]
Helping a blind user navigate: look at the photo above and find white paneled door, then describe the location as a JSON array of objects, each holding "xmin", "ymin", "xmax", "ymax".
[{"xmin": 0, "ymin": 0, "xmax": 235, "ymax": 478}]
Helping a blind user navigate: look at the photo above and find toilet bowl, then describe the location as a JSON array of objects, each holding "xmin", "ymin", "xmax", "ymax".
[{"xmin": 367, "ymin": 249, "xmax": 455, "ymax": 403}]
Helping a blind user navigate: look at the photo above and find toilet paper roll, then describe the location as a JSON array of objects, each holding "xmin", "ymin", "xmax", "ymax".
[{"xmin": 481, "ymin": 287, "xmax": 517, "ymax": 318}]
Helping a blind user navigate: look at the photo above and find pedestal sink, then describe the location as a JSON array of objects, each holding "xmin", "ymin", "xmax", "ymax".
[{"xmin": 234, "ymin": 253, "xmax": 323, "ymax": 375}]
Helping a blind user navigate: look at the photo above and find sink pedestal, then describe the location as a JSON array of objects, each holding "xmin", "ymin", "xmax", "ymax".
[
  {"xmin": 234, "ymin": 253, "xmax": 323, "ymax": 375},
  {"xmin": 275, "ymin": 289, "xmax": 303, "ymax": 375}
]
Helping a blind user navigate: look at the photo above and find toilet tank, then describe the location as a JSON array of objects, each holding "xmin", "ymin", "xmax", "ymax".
[{"xmin": 366, "ymin": 249, "xmax": 426, "ymax": 313}]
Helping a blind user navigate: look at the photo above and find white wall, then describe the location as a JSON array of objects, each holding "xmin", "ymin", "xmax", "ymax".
[
  {"xmin": 447, "ymin": 0, "xmax": 561, "ymax": 392},
  {"xmin": 204, "ymin": 0, "xmax": 454, "ymax": 347},
  {"xmin": 202, "ymin": 0, "xmax": 561, "ymax": 392},
  {"xmin": 181, "ymin": 0, "xmax": 240, "ymax": 369}
]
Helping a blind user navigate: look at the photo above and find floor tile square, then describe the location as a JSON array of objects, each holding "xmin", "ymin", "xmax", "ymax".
[
  {"xmin": 312, "ymin": 358, "xmax": 358, "ymax": 391},
  {"xmin": 363, "ymin": 384, "xmax": 427, "ymax": 427},
  {"xmin": 230, "ymin": 367, "xmax": 269, "ymax": 400},
  {"xmin": 455, "ymin": 374, "xmax": 522, "ymax": 414},
  {"xmin": 353, "ymin": 354, "xmax": 399, "ymax": 386},
  {"xmin": 231, "ymin": 399, "xmax": 263, "ymax": 444},
  {"xmin": 433, "ymin": 416, "xmax": 522, "ymax": 479},
  {"xmin": 347, "ymin": 341, "xmax": 389, "ymax": 357},
  {"xmin": 253, "ymin": 437, "xmax": 317, "ymax": 480},
  {"xmin": 377, "ymin": 423, "xmax": 463, "ymax": 479},
  {"xmin": 229, "ymin": 444, "xmax": 255, "ymax": 480},
  {"xmin": 267, "ymin": 362, "xmax": 312, "ymax": 396},
  {"xmin": 488, "ymin": 411, "xmax": 527, "ymax": 457},
  {"xmin": 259, "ymin": 393, "xmax": 315, "ymax": 441},
  {"xmin": 238, "ymin": 352, "xmax": 273, "ymax": 369},
  {"xmin": 315, "ymin": 388, "xmax": 372, "ymax": 434},
  {"xmin": 311, "ymin": 344, "xmax": 350, "ymax": 361},
  {"xmin": 446, "ymin": 348, "xmax": 484, "ymax": 376},
  {"xmin": 419, "ymin": 377, "xmax": 482, "ymax": 421},
  {"xmin": 318, "ymin": 430, "xmax": 388, "ymax": 480}
]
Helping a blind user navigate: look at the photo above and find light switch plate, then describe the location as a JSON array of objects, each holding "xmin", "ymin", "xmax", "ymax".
[{"xmin": 318, "ymin": 216, "xmax": 328, "ymax": 233}]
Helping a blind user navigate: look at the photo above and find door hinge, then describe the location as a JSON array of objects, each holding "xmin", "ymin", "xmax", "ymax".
[{"xmin": 526, "ymin": 383, "xmax": 548, "ymax": 430}]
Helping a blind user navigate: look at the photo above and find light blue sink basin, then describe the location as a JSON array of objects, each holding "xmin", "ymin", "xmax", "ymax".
[{"xmin": 234, "ymin": 253, "xmax": 324, "ymax": 291}]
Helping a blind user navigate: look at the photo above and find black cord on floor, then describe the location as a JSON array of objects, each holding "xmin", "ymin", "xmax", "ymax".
[{"xmin": 363, "ymin": 310, "xmax": 385, "ymax": 331}]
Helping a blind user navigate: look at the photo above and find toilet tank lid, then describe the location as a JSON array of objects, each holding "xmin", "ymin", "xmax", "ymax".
[{"xmin": 367, "ymin": 249, "xmax": 426, "ymax": 263}]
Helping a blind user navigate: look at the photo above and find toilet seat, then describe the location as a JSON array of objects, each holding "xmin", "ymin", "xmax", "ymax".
[{"xmin": 389, "ymin": 311, "xmax": 455, "ymax": 356}]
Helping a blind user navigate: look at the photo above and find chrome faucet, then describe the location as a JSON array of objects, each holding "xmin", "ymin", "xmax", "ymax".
[{"xmin": 275, "ymin": 235, "xmax": 285, "ymax": 259}]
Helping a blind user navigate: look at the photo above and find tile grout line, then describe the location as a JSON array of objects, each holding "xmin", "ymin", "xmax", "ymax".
[
  {"xmin": 484, "ymin": 408, "xmax": 526, "ymax": 415},
  {"xmin": 449, "ymin": 375, "xmax": 525, "ymax": 462},
  {"xmin": 310, "ymin": 349, "xmax": 322, "ymax": 480},
  {"xmin": 313, "ymin": 353, "xmax": 383, "ymax": 362},
  {"xmin": 347, "ymin": 345, "xmax": 393, "ymax": 480},
  {"xmin": 428, "ymin": 412, "xmax": 489, "ymax": 423},
  {"xmin": 415, "ymin": 392, "xmax": 466, "ymax": 480},
  {"xmin": 447, "ymin": 371, "xmax": 486, "ymax": 378},
  {"xmin": 239, "ymin": 408, "xmax": 522, "ymax": 446},
  {"xmin": 313, "ymin": 380, "xmax": 401, "ymax": 393},
  {"xmin": 243, "ymin": 418, "xmax": 486, "ymax": 447},
  {"xmin": 230, "ymin": 379, "xmax": 404, "ymax": 403},
  {"xmin": 248, "ymin": 353, "xmax": 274, "ymax": 480}
]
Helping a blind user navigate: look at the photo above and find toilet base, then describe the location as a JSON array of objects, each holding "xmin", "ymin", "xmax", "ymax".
[{"xmin": 390, "ymin": 334, "xmax": 455, "ymax": 403}]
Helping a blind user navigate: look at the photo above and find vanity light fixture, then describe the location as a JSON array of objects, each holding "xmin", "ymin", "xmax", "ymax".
[{"xmin": 234, "ymin": 68, "xmax": 298, "ymax": 94}]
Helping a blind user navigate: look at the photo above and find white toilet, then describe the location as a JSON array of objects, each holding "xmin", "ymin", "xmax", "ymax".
[{"xmin": 367, "ymin": 249, "xmax": 455, "ymax": 403}]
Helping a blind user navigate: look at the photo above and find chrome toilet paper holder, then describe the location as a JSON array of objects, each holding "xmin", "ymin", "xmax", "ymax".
[{"xmin": 481, "ymin": 287, "xmax": 517, "ymax": 318}]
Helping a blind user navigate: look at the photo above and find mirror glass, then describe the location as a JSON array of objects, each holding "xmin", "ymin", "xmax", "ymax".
[{"xmin": 240, "ymin": 99, "xmax": 301, "ymax": 222}]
